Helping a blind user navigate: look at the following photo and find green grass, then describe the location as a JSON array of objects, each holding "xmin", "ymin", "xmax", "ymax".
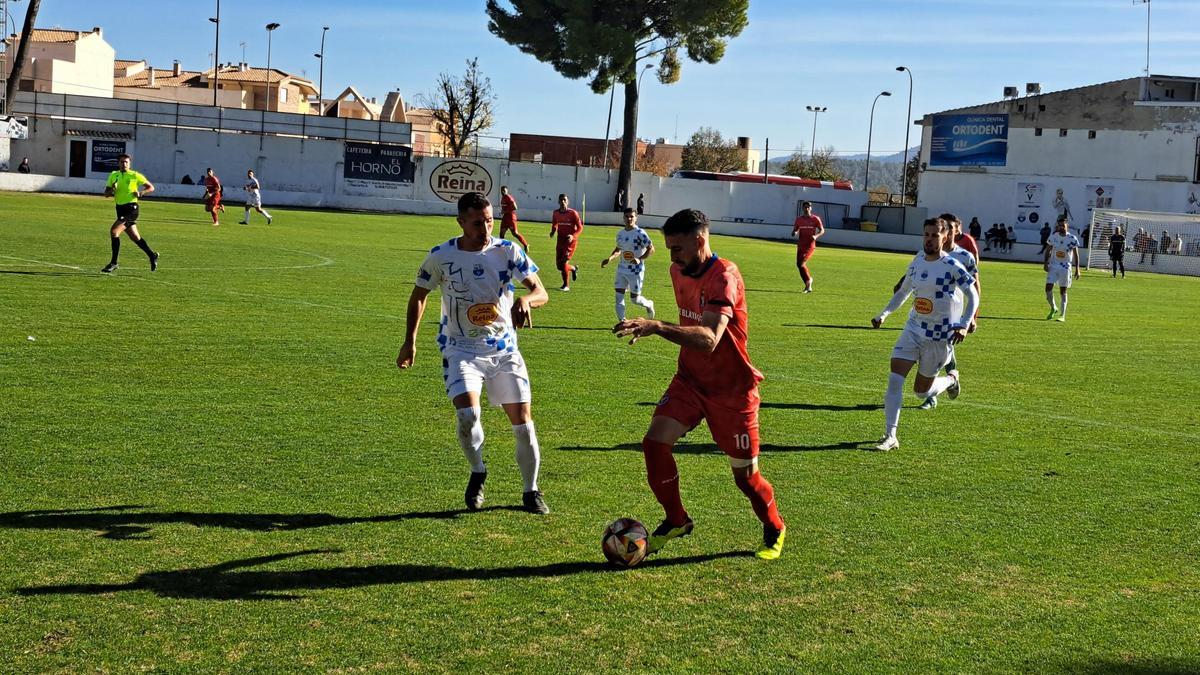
[{"xmin": 1, "ymin": 191, "xmax": 1198, "ymax": 672}]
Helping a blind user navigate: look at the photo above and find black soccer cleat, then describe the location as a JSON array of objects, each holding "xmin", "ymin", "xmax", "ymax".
[
  {"xmin": 647, "ymin": 517, "xmax": 695, "ymax": 553},
  {"xmin": 465, "ymin": 471, "xmax": 487, "ymax": 511},
  {"xmin": 150, "ymin": 252, "xmax": 160, "ymax": 272},
  {"xmin": 101, "ymin": 262, "xmax": 118, "ymax": 273},
  {"xmin": 522, "ymin": 490, "xmax": 550, "ymax": 515},
  {"xmin": 571, "ymin": 265, "xmax": 578, "ymax": 282}
]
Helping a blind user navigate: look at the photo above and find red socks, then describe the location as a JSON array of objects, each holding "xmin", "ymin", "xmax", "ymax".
[
  {"xmin": 734, "ymin": 469, "xmax": 784, "ymax": 531},
  {"xmin": 642, "ymin": 438, "xmax": 688, "ymax": 525}
]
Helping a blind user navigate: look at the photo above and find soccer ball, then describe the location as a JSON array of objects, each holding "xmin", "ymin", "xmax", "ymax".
[{"xmin": 601, "ymin": 518, "xmax": 649, "ymax": 569}]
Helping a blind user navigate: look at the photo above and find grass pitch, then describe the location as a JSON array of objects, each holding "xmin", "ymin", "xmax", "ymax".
[{"xmin": 1, "ymin": 191, "xmax": 1197, "ymax": 672}]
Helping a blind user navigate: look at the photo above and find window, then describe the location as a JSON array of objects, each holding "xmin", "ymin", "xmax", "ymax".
[
  {"xmin": 1059, "ymin": 128, "xmax": 1068, "ymax": 137},
  {"xmin": 1039, "ymin": 104, "xmax": 1046, "ymax": 112},
  {"xmin": 1194, "ymin": 138, "xmax": 1200, "ymax": 183},
  {"xmin": 1017, "ymin": 104, "xmax": 1025, "ymax": 113},
  {"xmin": 1035, "ymin": 127, "xmax": 1043, "ymax": 136},
  {"xmin": 279, "ymin": 88, "xmax": 288, "ymax": 103},
  {"xmin": 1166, "ymin": 88, "xmax": 1176, "ymax": 99},
  {"xmin": 1088, "ymin": 130, "xmax": 1097, "ymax": 139}
]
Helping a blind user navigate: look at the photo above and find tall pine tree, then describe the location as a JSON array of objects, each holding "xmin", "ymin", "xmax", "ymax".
[{"xmin": 486, "ymin": 1, "xmax": 747, "ymax": 195}]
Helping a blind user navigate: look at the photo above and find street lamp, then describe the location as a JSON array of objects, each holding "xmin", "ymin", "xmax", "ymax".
[
  {"xmin": 209, "ymin": 0, "xmax": 220, "ymax": 107},
  {"xmin": 805, "ymin": 105, "xmax": 827, "ymax": 158},
  {"xmin": 265, "ymin": 23, "xmax": 280, "ymax": 112},
  {"xmin": 314, "ymin": 25, "xmax": 329, "ymax": 115},
  {"xmin": 896, "ymin": 66, "xmax": 914, "ymax": 205},
  {"xmin": 637, "ymin": 62, "xmax": 654, "ymax": 97},
  {"xmin": 865, "ymin": 91, "xmax": 891, "ymax": 194}
]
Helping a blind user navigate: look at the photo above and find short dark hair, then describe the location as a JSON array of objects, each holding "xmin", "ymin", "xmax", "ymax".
[
  {"xmin": 1057, "ymin": 214, "xmax": 1069, "ymax": 223},
  {"xmin": 206, "ymin": 167, "xmax": 213, "ymax": 172},
  {"xmin": 939, "ymin": 212, "xmax": 960, "ymax": 225},
  {"xmin": 663, "ymin": 208, "xmax": 710, "ymax": 236},
  {"xmin": 117, "ymin": 153, "xmax": 131, "ymax": 161},
  {"xmin": 801, "ymin": 200, "xmax": 812, "ymax": 208},
  {"xmin": 923, "ymin": 217, "xmax": 947, "ymax": 232},
  {"xmin": 500, "ymin": 185, "xmax": 508, "ymax": 192},
  {"xmin": 558, "ymin": 193, "xmax": 568, "ymax": 201},
  {"xmin": 622, "ymin": 207, "xmax": 635, "ymax": 215},
  {"xmin": 457, "ymin": 191, "xmax": 491, "ymax": 215}
]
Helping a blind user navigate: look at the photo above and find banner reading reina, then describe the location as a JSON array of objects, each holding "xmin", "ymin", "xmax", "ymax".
[{"xmin": 930, "ymin": 113, "xmax": 1008, "ymax": 167}]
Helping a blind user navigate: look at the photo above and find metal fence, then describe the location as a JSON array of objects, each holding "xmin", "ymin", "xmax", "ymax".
[{"xmin": 9, "ymin": 91, "xmax": 412, "ymax": 145}]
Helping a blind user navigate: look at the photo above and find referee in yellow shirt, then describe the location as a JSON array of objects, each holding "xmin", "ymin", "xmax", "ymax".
[{"xmin": 102, "ymin": 153, "xmax": 158, "ymax": 273}]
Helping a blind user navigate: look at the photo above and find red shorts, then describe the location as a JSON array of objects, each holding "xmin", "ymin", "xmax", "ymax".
[
  {"xmin": 796, "ymin": 245, "xmax": 815, "ymax": 262},
  {"xmin": 654, "ymin": 375, "xmax": 760, "ymax": 460},
  {"xmin": 555, "ymin": 242, "xmax": 577, "ymax": 270},
  {"xmin": 205, "ymin": 196, "xmax": 221, "ymax": 212},
  {"xmin": 500, "ymin": 215, "xmax": 519, "ymax": 233}
]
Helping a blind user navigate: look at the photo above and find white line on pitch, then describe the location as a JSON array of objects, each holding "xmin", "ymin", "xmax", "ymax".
[{"xmin": 0, "ymin": 255, "xmax": 82, "ymax": 270}]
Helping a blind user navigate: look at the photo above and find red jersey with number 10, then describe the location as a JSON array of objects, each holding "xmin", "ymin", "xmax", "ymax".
[{"xmin": 670, "ymin": 255, "xmax": 763, "ymax": 402}]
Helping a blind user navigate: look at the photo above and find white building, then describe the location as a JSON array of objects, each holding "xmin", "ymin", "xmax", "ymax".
[{"xmin": 917, "ymin": 76, "xmax": 1200, "ymax": 241}]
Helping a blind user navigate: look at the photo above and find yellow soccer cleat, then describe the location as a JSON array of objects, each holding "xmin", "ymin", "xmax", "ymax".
[
  {"xmin": 756, "ymin": 525, "xmax": 786, "ymax": 560},
  {"xmin": 647, "ymin": 517, "xmax": 694, "ymax": 554}
]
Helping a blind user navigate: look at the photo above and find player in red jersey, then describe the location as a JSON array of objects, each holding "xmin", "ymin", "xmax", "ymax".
[
  {"xmin": 202, "ymin": 168, "xmax": 225, "ymax": 227},
  {"xmin": 614, "ymin": 208, "xmax": 787, "ymax": 560},
  {"xmin": 549, "ymin": 193, "xmax": 583, "ymax": 291},
  {"xmin": 498, "ymin": 186, "xmax": 529, "ymax": 250},
  {"xmin": 792, "ymin": 200, "xmax": 825, "ymax": 293},
  {"xmin": 946, "ymin": 212, "xmax": 979, "ymax": 261}
]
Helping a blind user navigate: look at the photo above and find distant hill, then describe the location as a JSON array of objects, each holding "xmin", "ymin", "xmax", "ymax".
[{"xmin": 838, "ymin": 147, "xmax": 919, "ymax": 163}]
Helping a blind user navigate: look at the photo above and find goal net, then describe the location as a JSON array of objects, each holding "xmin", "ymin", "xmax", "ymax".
[{"xmin": 1086, "ymin": 209, "xmax": 1200, "ymax": 277}]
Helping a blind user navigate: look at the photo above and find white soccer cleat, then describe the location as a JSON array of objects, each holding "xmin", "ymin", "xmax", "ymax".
[
  {"xmin": 873, "ymin": 436, "xmax": 900, "ymax": 452},
  {"xmin": 946, "ymin": 371, "xmax": 961, "ymax": 400}
]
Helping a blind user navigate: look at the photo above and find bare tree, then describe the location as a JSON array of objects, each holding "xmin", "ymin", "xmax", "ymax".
[
  {"xmin": 4, "ymin": 0, "xmax": 43, "ymax": 113},
  {"xmin": 419, "ymin": 58, "xmax": 496, "ymax": 158}
]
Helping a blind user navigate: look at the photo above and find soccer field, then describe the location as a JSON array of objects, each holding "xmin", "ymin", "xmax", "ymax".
[{"xmin": 1, "ymin": 191, "xmax": 1197, "ymax": 672}]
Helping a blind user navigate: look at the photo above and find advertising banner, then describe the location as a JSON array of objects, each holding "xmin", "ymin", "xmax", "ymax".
[
  {"xmin": 1085, "ymin": 184, "xmax": 1114, "ymax": 216},
  {"xmin": 1015, "ymin": 181, "xmax": 1044, "ymax": 227},
  {"xmin": 930, "ymin": 114, "xmax": 1008, "ymax": 166},
  {"xmin": 90, "ymin": 140, "xmax": 127, "ymax": 173},
  {"xmin": 344, "ymin": 141, "xmax": 415, "ymax": 191}
]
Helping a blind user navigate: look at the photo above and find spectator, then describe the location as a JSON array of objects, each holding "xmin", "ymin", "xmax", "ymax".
[
  {"xmin": 1006, "ymin": 226, "xmax": 1016, "ymax": 252},
  {"xmin": 613, "ymin": 189, "xmax": 625, "ymax": 212},
  {"xmin": 968, "ymin": 217, "xmax": 982, "ymax": 241},
  {"xmin": 17, "ymin": 157, "xmax": 31, "ymax": 174},
  {"xmin": 1172, "ymin": 235, "xmax": 1184, "ymax": 255},
  {"xmin": 636, "ymin": 192, "xmax": 645, "ymax": 215},
  {"xmin": 180, "ymin": 174, "xmax": 194, "ymax": 185},
  {"xmin": 1081, "ymin": 224, "xmax": 1091, "ymax": 247},
  {"xmin": 1160, "ymin": 230, "xmax": 1171, "ymax": 257},
  {"xmin": 1039, "ymin": 222, "xmax": 1052, "ymax": 255}
]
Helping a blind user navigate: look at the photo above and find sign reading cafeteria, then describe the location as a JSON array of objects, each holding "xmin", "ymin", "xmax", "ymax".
[
  {"xmin": 429, "ymin": 160, "xmax": 492, "ymax": 203},
  {"xmin": 930, "ymin": 113, "xmax": 1009, "ymax": 167},
  {"xmin": 343, "ymin": 141, "xmax": 415, "ymax": 189}
]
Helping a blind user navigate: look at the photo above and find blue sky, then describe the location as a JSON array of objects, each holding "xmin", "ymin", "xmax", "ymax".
[{"xmin": 14, "ymin": 0, "xmax": 1200, "ymax": 155}]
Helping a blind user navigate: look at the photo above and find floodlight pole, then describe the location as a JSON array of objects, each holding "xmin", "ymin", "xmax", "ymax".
[
  {"xmin": 806, "ymin": 105, "xmax": 826, "ymax": 158},
  {"xmin": 210, "ymin": 0, "xmax": 220, "ymax": 107},
  {"xmin": 866, "ymin": 91, "xmax": 891, "ymax": 194},
  {"xmin": 315, "ymin": 25, "xmax": 328, "ymax": 115},
  {"xmin": 897, "ymin": 66, "xmax": 914, "ymax": 207}
]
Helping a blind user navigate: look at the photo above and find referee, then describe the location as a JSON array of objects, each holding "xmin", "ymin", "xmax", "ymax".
[{"xmin": 101, "ymin": 154, "xmax": 158, "ymax": 273}]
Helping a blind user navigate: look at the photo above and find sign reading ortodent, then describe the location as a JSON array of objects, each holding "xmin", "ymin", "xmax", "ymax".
[
  {"xmin": 344, "ymin": 142, "xmax": 415, "ymax": 189},
  {"xmin": 429, "ymin": 160, "xmax": 492, "ymax": 203},
  {"xmin": 930, "ymin": 113, "xmax": 1008, "ymax": 167}
]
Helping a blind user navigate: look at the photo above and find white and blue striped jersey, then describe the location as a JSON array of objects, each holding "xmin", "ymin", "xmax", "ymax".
[
  {"xmin": 883, "ymin": 253, "xmax": 977, "ymax": 340},
  {"xmin": 947, "ymin": 245, "xmax": 978, "ymax": 323},
  {"xmin": 415, "ymin": 237, "xmax": 538, "ymax": 355},
  {"xmin": 1047, "ymin": 231, "xmax": 1080, "ymax": 272},
  {"xmin": 614, "ymin": 226, "xmax": 653, "ymax": 275}
]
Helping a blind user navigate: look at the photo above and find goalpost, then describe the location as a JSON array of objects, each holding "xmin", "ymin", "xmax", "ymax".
[{"xmin": 1086, "ymin": 208, "xmax": 1200, "ymax": 277}]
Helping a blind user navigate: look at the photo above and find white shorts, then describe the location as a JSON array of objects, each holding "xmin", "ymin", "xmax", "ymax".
[
  {"xmin": 246, "ymin": 192, "xmax": 262, "ymax": 209},
  {"xmin": 442, "ymin": 348, "xmax": 531, "ymax": 406},
  {"xmin": 1046, "ymin": 266, "xmax": 1073, "ymax": 288},
  {"xmin": 614, "ymin": 269, "xmax": 644, "ymax": 294},
  {"xmin": 891, "ymin": 329, "xmax": 952, "ymax": 378}
]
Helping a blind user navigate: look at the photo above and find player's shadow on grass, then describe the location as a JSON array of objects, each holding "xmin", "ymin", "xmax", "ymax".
[
  {"xmin": 785, "ymin": 323, "xmax": 901, "ymax": 331},
  {"xmin": 16, "ymin": 548, "xmax": 753, "ymax": 601},
  {"xmin": 0, "ymin": 270, "xmax": 89, "ymax": 277},
  {"xmin": 0, "ymin": 504, "xmax": 526, "ymax": 540},
  {"xmin": 633, "ymin": 401, "xmax": 881, "ymax": 413},
  {"xmin": 560, "ymin": 440, "xmax": 864, "ymax": 453}
]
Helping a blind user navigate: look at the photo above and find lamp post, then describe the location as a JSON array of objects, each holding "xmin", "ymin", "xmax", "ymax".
[
  {"xmin": 865, "ymin": 90, "xmax": 891, "ymax": 195},
  {"xmin": 265, "ymin": 22, "xmax": 280, "ymax": 113},
  {"xmin": 209, "ymin": 0, "xmax": 220, "ymax": 107},
  {"xmin": 805, "ymin": 105, "xmax": 827, "ymax": 158},
  {"xmin": 314, "ymin": 25, "xmax": 328, "ymax": 115},
  {"xmin": 896, "ymin": 66, "xmax": 913, "ymax": 205},
  {"xmin": 637, "ymin": 62, "xmax": 653, "ymax": 97}
]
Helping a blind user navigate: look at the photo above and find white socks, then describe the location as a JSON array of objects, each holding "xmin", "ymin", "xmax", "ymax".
[
  {"xmin": 631, "ymin": 294, "xmax": 655, "ymax": 318},
  {"xmin": 1046, "ymin": 288, "xmax": 1056, "ymax": 311},
  {"xmin": 884, "ymin": 372, "xmax": 904, "ymax": 438},
  {"xmin": 615, "ymin": 292, "xmax": 626, "ymax": 321},
  {"xmin": 455, "ymin": 406, "xmax": 485, "ymax": 473},
  {"xmin": 243, "ymin": 208, "xmax": 251, "ymax": 222},
  {"xmin": 1059, "ymin": 293, "xmax": 1068, "ymax": 317},
  {"xmin": 513, "ymin": 421, "xmax": 540, "ymax": 492},
  {"xmin": 917, "ymin": 375, "xmax": 955, "ymax": 400}
]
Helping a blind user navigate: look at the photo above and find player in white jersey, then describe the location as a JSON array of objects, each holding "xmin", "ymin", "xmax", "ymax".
[
  {"xmin": 1043, "ymin": 214, "xmax": 1080, "ymax": 322},
  {"xmin": 397, "ymin": 192, "xmax": 551, "ymax": 514},
  {"xmin": 238, "ymin": 169, "xmax": 273, "ymax": 225},
  {"xmin": 870, "ymin": 218, "xmax": 979, "ymax": 451},
  {"xmin": 601, "ymin": 207, "xmax": 656, "ymax": 320}
]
